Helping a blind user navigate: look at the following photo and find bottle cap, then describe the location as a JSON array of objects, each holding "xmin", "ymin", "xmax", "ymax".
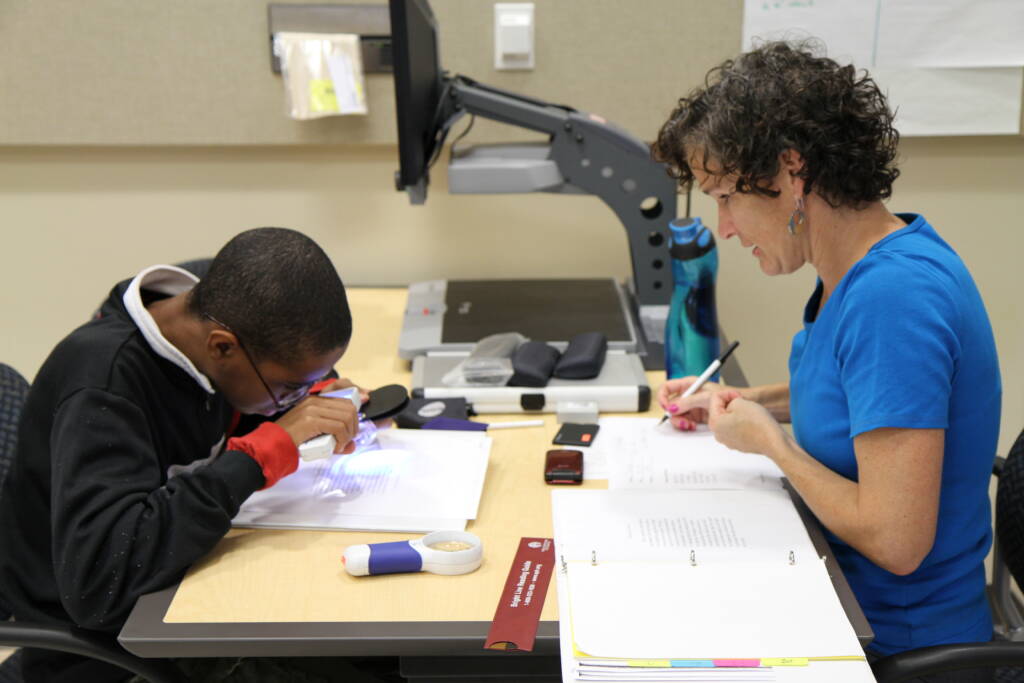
[
  {"xmin": 669, "ymin": 216, "xmax": 705, "ymax": 244},
  {"xmin": 668, "ymin": 216, "xmax": 715, "ymax": 260}
]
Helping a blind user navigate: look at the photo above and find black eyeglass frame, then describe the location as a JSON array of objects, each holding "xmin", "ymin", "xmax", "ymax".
[{"xmin": 202, "ymin": 313, "xmax": 313, "ymax": 411}]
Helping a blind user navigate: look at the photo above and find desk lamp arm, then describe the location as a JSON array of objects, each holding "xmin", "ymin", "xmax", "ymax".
[{"xmin": 445, "ymin": 76, "xmax": 678, "ymax": 323}]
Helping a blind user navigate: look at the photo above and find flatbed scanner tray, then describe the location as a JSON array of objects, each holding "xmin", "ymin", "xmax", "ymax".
[{"xmin": 410, "ymin": 350, "xmax": 650, "ymax": 414}]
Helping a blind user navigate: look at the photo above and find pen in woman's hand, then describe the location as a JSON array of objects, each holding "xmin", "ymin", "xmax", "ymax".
[{"xmin": 658, "ymin": 341, "xmax": 740, "ymax": 427}]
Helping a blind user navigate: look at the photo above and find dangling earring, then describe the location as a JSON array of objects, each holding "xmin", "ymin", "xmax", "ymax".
[{"xmin": 787, "ymin": 196, "xmax": 806, "ymax": 236}]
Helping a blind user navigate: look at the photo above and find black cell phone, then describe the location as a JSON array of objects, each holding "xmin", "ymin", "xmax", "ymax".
[{"xmin": 544, "ymin": 449, "xmax": 584, "ymax": 485}]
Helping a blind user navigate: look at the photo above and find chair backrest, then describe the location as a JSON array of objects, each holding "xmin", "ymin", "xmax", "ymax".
[
  {"xmin": 996, "ymin": 427, "xmax": 1024, "ymax": 588},
  {"xmin": 0, "ymin": 364, "xmax": 29, "ymax": 500},
  {"xmin": 0, "ymin": 363, "xmax": 29, "ymax": 624}
]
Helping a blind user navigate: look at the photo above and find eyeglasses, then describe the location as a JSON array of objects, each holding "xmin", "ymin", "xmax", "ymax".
[{"xmin": 203, "ymin": 313, "xmax": 311, "ymax": 411}]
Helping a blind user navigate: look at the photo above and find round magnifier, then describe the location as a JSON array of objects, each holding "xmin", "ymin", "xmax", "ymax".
[{"xmin": 342, "ymin": 531, "xmax": 483, "ymax": 576}]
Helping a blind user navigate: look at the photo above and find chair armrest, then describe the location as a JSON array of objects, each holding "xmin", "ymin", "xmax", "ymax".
[
  {"xmin": 0, "ymin": 621, "xmax": 185, "ymax": 683},
  {"xmin": 871, "ymin": 641, "xmax": 1024, "ymax": 683}
]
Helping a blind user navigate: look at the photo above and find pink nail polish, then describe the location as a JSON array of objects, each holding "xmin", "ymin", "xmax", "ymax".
[{"xmin": 668, "ymin": 404, "xmax": 679, "ymax": 413}]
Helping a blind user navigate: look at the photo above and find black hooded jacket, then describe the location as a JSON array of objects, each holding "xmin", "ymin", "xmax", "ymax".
[{"xmin": 0, "ymin": 275, "xmax": 266, "ymax": 639}]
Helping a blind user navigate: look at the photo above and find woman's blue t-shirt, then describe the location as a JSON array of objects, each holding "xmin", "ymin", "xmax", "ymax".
[{"xmin": 788, "ymin": 213, "xmax": 1000, "ymax": 655}]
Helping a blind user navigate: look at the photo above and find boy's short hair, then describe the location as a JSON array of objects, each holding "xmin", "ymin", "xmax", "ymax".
[{"xmin": 187, "ymin": 227, "xmax": 352, "ymax": 363}]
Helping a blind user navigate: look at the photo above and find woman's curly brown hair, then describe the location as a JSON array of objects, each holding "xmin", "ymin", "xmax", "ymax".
[{"xmin": 652, "ymin": 41, "xmax": 900, "ymax": 209}]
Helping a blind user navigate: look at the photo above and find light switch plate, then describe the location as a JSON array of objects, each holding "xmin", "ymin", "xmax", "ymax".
[{"xmin": 494, "ymin": 3, "xmax": 535, "ymax": 70}]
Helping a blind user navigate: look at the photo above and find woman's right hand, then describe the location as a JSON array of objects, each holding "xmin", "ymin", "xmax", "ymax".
[{"xmin": 656, "ymin": 376, "xmax": 727, "ymax": 431}]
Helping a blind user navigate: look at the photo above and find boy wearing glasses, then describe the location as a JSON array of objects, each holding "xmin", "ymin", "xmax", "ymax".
[{"xmin": 0, "ymin": 228, "xmax": 360, "ymax": 682}]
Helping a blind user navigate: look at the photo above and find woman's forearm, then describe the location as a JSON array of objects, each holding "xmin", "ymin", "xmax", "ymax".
[
  {"xmin": 740, "ymin": 382, "xmax": 791, "ymax": 423},
  {"xmin": 763, "ymin": 427, "xmax": 941, "ymax": 576}
]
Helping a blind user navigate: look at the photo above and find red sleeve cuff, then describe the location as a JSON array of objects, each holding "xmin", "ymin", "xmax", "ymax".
[
  {"xmin": 309, "ymin": 378, "xmax": 337, "ymax": 395},
  {"xmin": 227, "ymin": 422, "xmax": 298, "ymax": 489}
]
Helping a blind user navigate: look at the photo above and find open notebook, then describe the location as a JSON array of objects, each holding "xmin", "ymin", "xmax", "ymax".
[{"xmin": 552, "ymin": 489, "xmax": 867, "ymax": 681}]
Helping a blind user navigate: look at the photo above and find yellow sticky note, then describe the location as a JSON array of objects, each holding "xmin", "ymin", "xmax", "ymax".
[
  {"xmin": 762, "ymin": 657, "xmax": 809, "ymax": 667},
  {"xmin": 308, "ymin": 79, "xmax": 338, "ymax": 113}
]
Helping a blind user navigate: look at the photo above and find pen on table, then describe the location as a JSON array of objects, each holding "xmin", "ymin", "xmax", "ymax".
[
  {"xmin": 657, "ymin": 340, "xmax": 740, "ymax": 427},
  {"xmin": 485, "ymin": 419, "xmax": 545, "ymax": 430}
]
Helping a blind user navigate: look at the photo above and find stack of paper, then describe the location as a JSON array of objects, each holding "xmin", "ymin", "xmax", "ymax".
[
  {"xmin": 552, "ymin": 489, "xmax": 869, "ymax": 682},
  {"xmin": 233, "ymin": 428, "xmax": 490, "ymax": 532}
]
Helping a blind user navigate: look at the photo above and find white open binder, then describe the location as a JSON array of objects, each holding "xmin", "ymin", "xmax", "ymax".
[{"xmin": 552, "ymin": 489, "xmax": 868, "ymax": 681}]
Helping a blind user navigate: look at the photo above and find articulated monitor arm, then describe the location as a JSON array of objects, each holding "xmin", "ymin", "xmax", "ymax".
[{"xmin": 443, "ymin": 76, "xmax": 679, "ymax": 316}]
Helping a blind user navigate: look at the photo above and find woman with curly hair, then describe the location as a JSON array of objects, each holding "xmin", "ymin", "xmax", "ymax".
[{"xmin": 654, "ymin": 42, "xmax": 1001, "ymax": 660}]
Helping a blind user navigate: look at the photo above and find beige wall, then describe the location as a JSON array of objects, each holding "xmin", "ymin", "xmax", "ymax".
[
  {"xmin": 0, "ymin": 0, "xmax": 740, "ymax": 145},
  {"xmin": 1, "ymin": 137, "xmax": 1021, "ymax": 453}
]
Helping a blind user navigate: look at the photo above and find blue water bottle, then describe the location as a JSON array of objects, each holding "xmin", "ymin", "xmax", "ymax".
[{"xmin": 665, "ymin": 217, "xmax": 719, "ymax": 379}]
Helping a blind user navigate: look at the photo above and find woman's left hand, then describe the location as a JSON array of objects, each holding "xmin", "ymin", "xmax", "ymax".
[{"xmin": 707, "ymin": 389, "xmax": 784, "ymax": 456}]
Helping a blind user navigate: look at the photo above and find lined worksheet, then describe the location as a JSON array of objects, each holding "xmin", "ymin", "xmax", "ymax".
[
  {"xmin": 588, "ymin": 418, "xmax": 783, "ymax": 490},
  {"xmin": 551, "ymin": 489, "xmax": 815, "ymax": 565}
]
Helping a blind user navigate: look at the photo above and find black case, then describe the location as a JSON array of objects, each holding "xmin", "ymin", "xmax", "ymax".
[
  {"xmin": 553, "ymin": 332, "xmax": 608, "ymax": 379},
  {"xmin": 508, "ymin": 341, "xmax": 562, "ymax": 387}
]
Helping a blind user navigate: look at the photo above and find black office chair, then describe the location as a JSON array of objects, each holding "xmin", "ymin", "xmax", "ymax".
[
  {"xmin": 0, "ymin": 363, "xmax": 185, "ymax": 683},
  {"xmin": 871, "ymin": 427, "xmax": 1024, "ymax": 682}
]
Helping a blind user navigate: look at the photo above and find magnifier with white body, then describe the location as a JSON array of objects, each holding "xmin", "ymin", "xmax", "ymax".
[
  {"xmin": 342, "ymin": 531, "xmax": 483, "ymax": 576},
  {"xmin": 298, "ymin": 387, "xmax": 378, "ymax": 461}
]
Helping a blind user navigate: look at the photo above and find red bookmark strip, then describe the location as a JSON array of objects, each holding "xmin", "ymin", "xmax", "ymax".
[{"xmin": 484, "ymin": 537, "xmax": 555, "ymax": 652}]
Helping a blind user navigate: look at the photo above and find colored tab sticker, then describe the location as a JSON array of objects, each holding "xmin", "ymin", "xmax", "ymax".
[
  {"xmin": 713, "ymin": 659, "xmax": 762, "ymax": 668},
  {"xmin": 625, "ymin": 660, "xmax": 672, "ymax": 668},
  {"xmin": 762, "ymin": 657, "xmax": 809, "ymax": 667},
  {"xmin": 669, "ymin": 660, "xmax": 716, "ymax": 668}
]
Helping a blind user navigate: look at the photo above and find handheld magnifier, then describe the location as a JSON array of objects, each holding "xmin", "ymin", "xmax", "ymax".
[
  {"xmin": 298, "ymin": 388, "xmax": 363, "ymax": 461},
  {"xmin": 342, "ymin": 531, "xmax": 483, "ymax": 576},
  {"xmin": 299, "ymin": 385, "xmax": 409, "ymax": 461}
]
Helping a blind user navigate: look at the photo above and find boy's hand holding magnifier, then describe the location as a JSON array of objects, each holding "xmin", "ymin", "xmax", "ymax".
[{"xmin": 277, "ymin": 385, "xmax": 361, "ymax": 456}]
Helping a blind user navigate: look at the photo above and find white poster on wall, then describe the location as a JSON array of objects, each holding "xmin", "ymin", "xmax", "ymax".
[
  {"xmin": 872, "ymin": 66, "xmax": 1023, "ymax": 137},
  {"xmin": 741, "ymin": 0, "xmax": 1024, "ymax": 135},
  {"xmin": 741, "ymin": 0, "xmax": 879, "ymax": 68},
  {"xmin": 875, "ymin": 0, "xmax": 1024, "ymax": 69}
]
